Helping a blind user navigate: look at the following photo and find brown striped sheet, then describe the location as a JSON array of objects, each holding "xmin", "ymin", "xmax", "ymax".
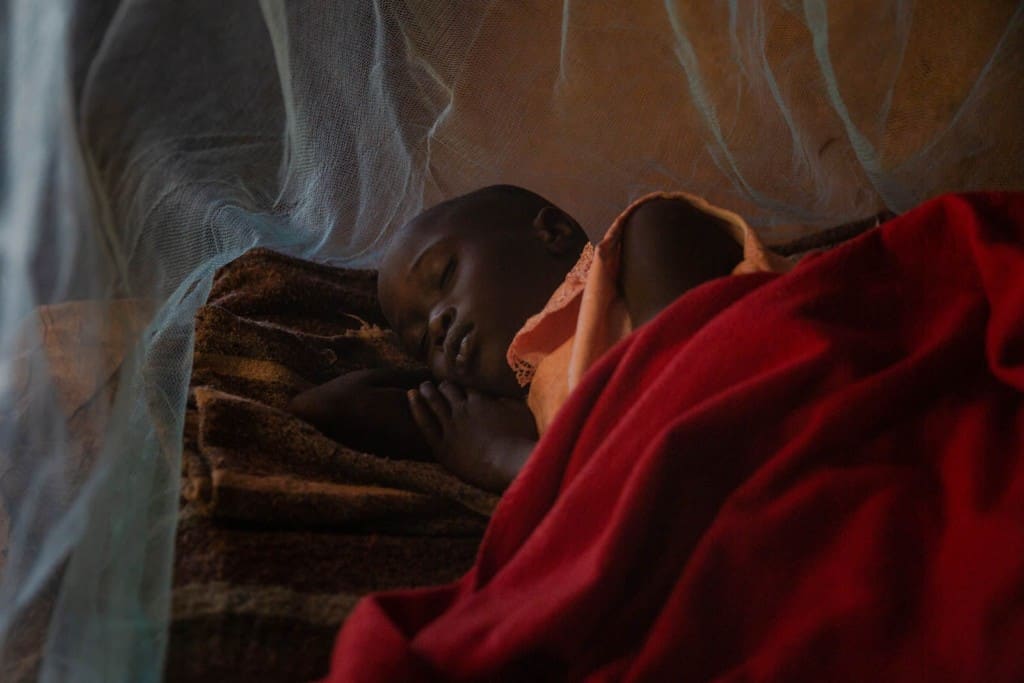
[{"xmin": 170, "ymin": 248, "xmax": 494, "ymax": 682}]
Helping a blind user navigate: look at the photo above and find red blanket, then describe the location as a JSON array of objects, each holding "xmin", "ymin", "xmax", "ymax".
[{"xmin": 322, "ymin": 192, "xmax": 1024, "ymax": 682}]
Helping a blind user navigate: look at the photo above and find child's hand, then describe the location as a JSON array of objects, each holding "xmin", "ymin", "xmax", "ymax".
[
  {"xmin": 288, "ymin": 367, "xmax": 431, "ymax": 458},
  {"xmin": 409, "ymin": 380, "xmax": 537, "ymax": 492}
]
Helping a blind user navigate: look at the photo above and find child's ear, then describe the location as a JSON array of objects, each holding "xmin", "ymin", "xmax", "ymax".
[{"xmin": 533, "ymin": 206, "xmax": 583, "ymax": 256}]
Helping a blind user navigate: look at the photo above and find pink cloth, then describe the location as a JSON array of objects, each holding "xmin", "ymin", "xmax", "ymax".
[{"xmin": 507, "ymin": 191, "xmax": 792, "ymax": 433}]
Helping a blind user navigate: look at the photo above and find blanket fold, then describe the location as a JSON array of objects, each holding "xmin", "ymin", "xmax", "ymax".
[
  {"xmin": 322, "ymin": 192, "xmax": 1024, "ymax": 682},
  {"xmin": 183, "ymin": 247, "xmax": 498, "ymax": 531},
  {"xmin": 170, "ymin": 247, "xmax": 496, "ymax": 682}
]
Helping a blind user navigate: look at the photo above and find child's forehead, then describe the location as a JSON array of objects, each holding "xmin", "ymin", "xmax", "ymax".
[
  {"xmin": 385, "ymin": 216, "xmax": 454, "ymax": 271},
  {"xmin": 391, "ymin": 210, "xmax": 499, "ymax": 263},
  {"xmin": 382, "ymin": 189, "xmax": 542, "ymax": 285},
  {"xmin": 378, "ymin": 220, "xmax": 454, "ymax": 305}
]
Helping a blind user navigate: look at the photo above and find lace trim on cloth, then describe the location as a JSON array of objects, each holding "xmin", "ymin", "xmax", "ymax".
[
  {"xmin": 509, "ymin": 356, "xmax": 537, "ymax": 388},
  {"xmin": 506, "ymin": 242, "xmax": 595, "ymax": 387}
]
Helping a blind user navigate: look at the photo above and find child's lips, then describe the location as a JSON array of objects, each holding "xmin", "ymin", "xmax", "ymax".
[
  {"xmin": 454, "ymin": 328, "xmax": 476, "ymax": 371},
  {"xmin": 444, "ymin": 322, "xmax": 474, "ymax": 369}
]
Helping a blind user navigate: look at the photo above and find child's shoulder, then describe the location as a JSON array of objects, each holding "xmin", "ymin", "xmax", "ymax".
[{"xmin": 617, "ymin": 195, "xmax": 747, "ymax": 326}]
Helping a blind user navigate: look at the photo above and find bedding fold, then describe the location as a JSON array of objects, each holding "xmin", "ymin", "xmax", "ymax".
[
  {"xmin": 169, "ymin": 247, "xmax": 496, "ymax": 682},
  {"xmin": 322, "ymin": 192, "xmax": 1024, "ymax": 682},
  {"xmin": 183, "ymin": 247, "xmax": 498, "ymax": 532}
]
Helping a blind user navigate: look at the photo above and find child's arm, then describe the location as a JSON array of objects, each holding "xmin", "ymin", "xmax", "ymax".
[
  {"xmin": 408, "ymin": 380, "xmax": 537, "ymax": 493},
  {"xmin": 618, "ymin": 197, "xmax": 744, "ymax": 326},
  {"xmin": 288, "ymin": 368, "xmax": 432, "ymax": 459}
]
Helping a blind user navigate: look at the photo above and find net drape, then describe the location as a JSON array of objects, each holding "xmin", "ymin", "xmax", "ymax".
[{"xmin": 1, "ymin": 1, "xmax": 1021, "ymax": 680}]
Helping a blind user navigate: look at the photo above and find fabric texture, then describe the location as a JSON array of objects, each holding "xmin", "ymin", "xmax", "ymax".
[
  {"xmin": 168, "ymin": 510, "xmax": 481, "ymax": 683},
  {"xmin": 170, "ymin": 248, "xmax": 494, "ymax": 683},
  {"xmin": 0, "ymin": 300, "xmax": 152, "ymax": 681},
  {"xmin": 185, "ymin": 247, "xmax": 497, "ymax": 529},
  {"xmin": 509, "ymin": 190, "xmax": 792, "ymax": 434},
  {"xmin": 322, "ymin": 192, "xmax": 1024, "ymax": 682}
]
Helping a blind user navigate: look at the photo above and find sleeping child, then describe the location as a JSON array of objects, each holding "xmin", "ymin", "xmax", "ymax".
[{"xmin": 290, "ymin": 185, "xmax": 798, "ymax": 491}]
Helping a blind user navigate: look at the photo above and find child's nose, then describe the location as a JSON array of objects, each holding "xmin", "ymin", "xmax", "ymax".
[{"xmin": 428, "ymin": 306, "xmax": 455, "ymax": 348}]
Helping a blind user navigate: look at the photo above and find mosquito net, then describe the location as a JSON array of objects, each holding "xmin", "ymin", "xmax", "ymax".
[{"xmin": 1, "ymin": 0, "xmax": 1022, "ymax": 680}]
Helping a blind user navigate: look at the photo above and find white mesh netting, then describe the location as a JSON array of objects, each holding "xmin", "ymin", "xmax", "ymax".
[{"xmin": 1, "ymin": 1, "xmax": 1022, "ymax": 680}]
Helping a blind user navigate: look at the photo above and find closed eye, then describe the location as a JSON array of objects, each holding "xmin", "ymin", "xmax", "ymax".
[
  {"xmin": 439, "ymin": 257, "xmax": 456, "ymax": 289},
  {"xmin": 417, "ymin": 327, "xmax": 429, "ymax": 358}
]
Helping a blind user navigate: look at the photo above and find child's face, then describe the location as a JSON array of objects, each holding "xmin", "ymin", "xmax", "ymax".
[{"xmin": 379, "ymin": 199, "xmax": 578, "ymax": 397}]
